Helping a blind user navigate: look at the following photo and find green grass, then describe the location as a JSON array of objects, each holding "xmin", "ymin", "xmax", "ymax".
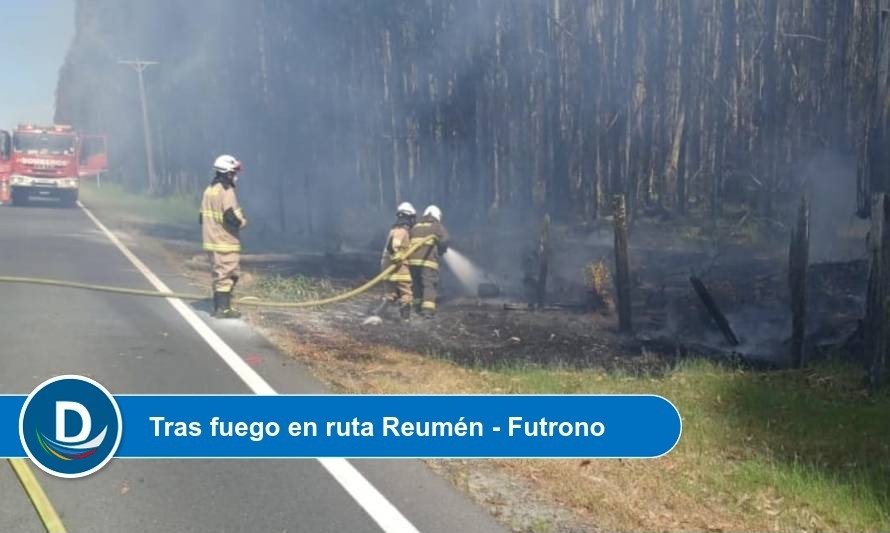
[
  {"xmin": 485, "ymin": 359, "xmax": 890, "ymax": 532},
  {"xmin": 528, "ymin": 518, "xmax": 552, "ymax": 533},
  {"xmin": 248, "ymin": 274, "xmax": 338, "ymax": 303},
  {"xmin": 80, "ymin": 181, "xmax": 197, "ymax": 227}
]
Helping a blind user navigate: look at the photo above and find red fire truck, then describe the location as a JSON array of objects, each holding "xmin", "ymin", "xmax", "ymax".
[
  {"xmin": 0, "ymin": 130, "xmax": 10, "ymax": 204},
  {"xmin": 4, "ymin": 124, "xmax": 106, "ymax": 207}
]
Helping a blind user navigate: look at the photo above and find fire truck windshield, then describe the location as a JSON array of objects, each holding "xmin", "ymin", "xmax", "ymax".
[{"xmin": 13, "ymin": 132, "xmax": 76, "ymax": 155}]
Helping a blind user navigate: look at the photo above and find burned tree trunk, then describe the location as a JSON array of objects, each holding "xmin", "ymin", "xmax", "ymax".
[
  {"xmin": 865, "ymin": 193, "xmax": 890, "ymax": 388},
  {"xmin": 789, "ymin": 192, "xmax": 810, "ymax": 368},
  {"xmin": 859, "ymin": 0, "xmax": 890, "ymax": 217},
  {"xmin": 535, "ymin": 213, "xmax": 551, "ymax": 310},
  {"xmin": 277, "ymin": 176, "xmax": 288, "ymax": 233},
  {"xmin": 56, "ymin": 2, "xmax": 886, "ymax": 225},
  {"xmin": 613, "ymin": 194, "xmax": 632, "ymax": 333},
  {"xmin": 303, "ymin": 172, "xmax": 314, "ymax": 236},
  {"xmin": 690, "ymin": 276, "xmax": 740, "ymax": 346}
]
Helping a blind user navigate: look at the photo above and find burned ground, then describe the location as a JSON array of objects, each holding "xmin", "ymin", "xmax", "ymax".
[{"xmin": 229, "ymin": 220, "xmax": 869, "ymax": 376}]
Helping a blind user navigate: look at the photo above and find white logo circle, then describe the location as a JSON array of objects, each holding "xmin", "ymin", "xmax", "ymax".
[{"xmin": 19, "ymin": 375, "xmax": 123, "ymax": 479}]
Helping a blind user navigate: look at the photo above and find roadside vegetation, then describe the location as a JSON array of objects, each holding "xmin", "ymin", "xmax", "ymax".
[
  {"xmin": 487, "ymin": 360, "xmax": 889, "ymax": 532},
  {"xmin": 248, "ymin": 274, "xmax": 338, "ymax": 303},
  {"xmin": 266, "ymin": 324, "xmax": 889, "ymax": 533},
  {"xmin": 80, "ymin": 182, "xmax": 889, "ymax": 532},
  {"xmin": 80, "ymin": 181, "xmax": 196, "ymax": 228}
]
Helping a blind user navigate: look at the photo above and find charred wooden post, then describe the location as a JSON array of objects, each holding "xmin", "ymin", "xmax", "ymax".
[
  {"xmin": 865, "ymin": 193, "xmax": 890, "ymax": 389},
  {"xmin": 788, "ymin": 192, "xmax": 810, "ymax": 368},
  {"xmin": 276, "ymin": 178, "xmax": 287, "ymax": 234},
  {"xmin": 613, "ymin": 195, "xmax": 632, "ymax": 333},
  {"xmin": 534, "ymin": 214, "xmax": 551, "ymax": 310},
  {"xmin": 690, "ymin": 276, "xmax": 740, "ymax": 346},
  {"xmin": 303, "ymin": 172, "xmax": 314, "ymax": 236}
]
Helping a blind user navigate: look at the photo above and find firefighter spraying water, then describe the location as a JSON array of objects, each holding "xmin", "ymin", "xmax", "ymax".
[
  {"xmin": 408, "ymin": 204, "xmax": 450, "ymax": 317},
  {"xmin": 369, "ymin": 202, "xmax": 417, "ymax": 321}
]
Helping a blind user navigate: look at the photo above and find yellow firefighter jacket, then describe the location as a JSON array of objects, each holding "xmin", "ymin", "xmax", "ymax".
[
  {"xmin": 200, "ymin": 181, "xmax": 247, "ymax": 253},
  {"xmin": 408, "ymin": 215, "xmax": 449, "ymax": 269},
  {"xmin": 381, "ymin": 223, "xmax": 413, "ymax": 282}
]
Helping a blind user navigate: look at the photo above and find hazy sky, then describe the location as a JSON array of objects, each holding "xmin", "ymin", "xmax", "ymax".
[{"xmin": 0, "ymin": 1, "xmax": 75, "ymax": 127}]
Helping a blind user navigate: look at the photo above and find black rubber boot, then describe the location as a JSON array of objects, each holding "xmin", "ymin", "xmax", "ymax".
[
  {"xmin": 224, "ymin": 292, "xmax": 242, "ymax": 319},
  {"xmin": 399, "ymin": 304, "xmax": 411, "ymax": 321},
  {"xmin": 214, "ymin": 292, "xmax": 241, "ymax": 319}
]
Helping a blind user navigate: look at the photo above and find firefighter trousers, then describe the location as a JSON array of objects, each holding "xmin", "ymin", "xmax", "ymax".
[
  {"xmin": 410, "ymin": 265, "xmax": 439, "ymax": 311},
  {"xmin": 382, "ymin": 262, "xmax": 413, "ymax": 307},
  {"xmin": 208, "ymin": 251, "xmax": 241, "ymax": 293}
]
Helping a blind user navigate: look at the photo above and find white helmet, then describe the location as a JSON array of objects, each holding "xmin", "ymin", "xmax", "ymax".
[
  {"xmin": 213, "ymin": 154, "xmax": 242, "ymax": 174},
  {"xmin": 423, "ymin": 205, "xmax": 442, "ymax": 221},
  {"xmin": 396, "ymin": 202, "xmax": 416, "ymax": 216}
]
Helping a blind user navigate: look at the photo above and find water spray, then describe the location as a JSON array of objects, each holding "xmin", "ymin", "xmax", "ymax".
[{"xmin": 442, "ymin": 248, "xmax": 498, "ymax": 297}]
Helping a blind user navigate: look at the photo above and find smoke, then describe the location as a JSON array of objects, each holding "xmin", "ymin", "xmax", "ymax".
[
  {"xmin": 54, "ymin": 0, "xmax": 878, "ymax": 270},
  {"xmin": 798, "ymin": 151, "xmax": 868, "ymax": 263}
]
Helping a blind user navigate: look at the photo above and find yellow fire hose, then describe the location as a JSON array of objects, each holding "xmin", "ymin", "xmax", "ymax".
[
  {"xmin": 0, "ymin": 236, "xmax": 437, "ymax": 309},
  {"xmin": 1, "ymin": 238, "xmax": 437, "ymax": 533}
]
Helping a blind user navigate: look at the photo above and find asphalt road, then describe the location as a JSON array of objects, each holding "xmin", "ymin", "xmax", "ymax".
[{"xmin": 0, "ymin": 202, "xmax": 505, "ymax": 533}]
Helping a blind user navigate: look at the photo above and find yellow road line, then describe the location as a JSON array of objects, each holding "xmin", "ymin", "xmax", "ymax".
[{"xmin": 7, "ymin": 459, "xmax": 66, "ymax": 533}]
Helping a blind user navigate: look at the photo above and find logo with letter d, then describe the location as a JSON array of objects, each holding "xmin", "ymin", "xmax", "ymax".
[{"xmin": 20, "ymin": 375, "xmax": 122, "ymax": 478}]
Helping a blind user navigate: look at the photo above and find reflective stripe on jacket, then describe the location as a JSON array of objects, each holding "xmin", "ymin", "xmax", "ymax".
[
  {"xmin": 407, "ymin": 215, "xmax": 449, "ymax": 269},
  {"xmin": 201, "ymin": 181, "xmax": 246, "ymax": 253},
  {"xmin": 381, "ymin": 224, "xmax": 412, "ymax": 281}
]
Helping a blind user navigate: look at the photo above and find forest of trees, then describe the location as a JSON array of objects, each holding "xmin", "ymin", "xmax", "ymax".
[{"xmin": 55, "ymin": 0, "xmax": 888, "ymax": 230}]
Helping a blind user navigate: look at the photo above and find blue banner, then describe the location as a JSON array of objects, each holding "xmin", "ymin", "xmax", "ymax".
[{"xmin": 1, "ymin": 394, "xmax": 681, "ymax": 459}]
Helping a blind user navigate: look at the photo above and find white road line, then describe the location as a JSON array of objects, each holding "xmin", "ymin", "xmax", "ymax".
[{"xmin": 78, "ymin": 201, "xmax": 421, "ymax": 533}]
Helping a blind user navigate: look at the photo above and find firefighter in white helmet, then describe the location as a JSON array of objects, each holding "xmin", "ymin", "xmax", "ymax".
[
  {"xmin": 408, "ymin": 205, "xmax": 450, "ymax": 317},
  {"xmin": 200, "ymin": 155, "xmax": 246, "ymax": 318},
  {"xmin": 371, "ymin": 202, "xmax": 416, "ymax": 320}
]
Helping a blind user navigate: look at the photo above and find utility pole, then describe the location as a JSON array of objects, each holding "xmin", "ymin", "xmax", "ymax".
[{"xmin": 118, "ymin": 59, "xmax": 159, "ymax": 192}]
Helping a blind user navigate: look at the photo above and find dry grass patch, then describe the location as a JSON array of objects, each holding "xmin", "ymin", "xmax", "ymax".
[{"xmin": 254, "ymin": 318, "xmax": 890, "ymax": 533}]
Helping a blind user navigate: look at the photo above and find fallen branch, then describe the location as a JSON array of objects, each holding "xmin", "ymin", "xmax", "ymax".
[
  {"xmin": 689, "ymin": 276, "xmax": 741, "ymax": 346},
  {"xmin": 732, "ymin": 210, "xmax": 752, "ymax": 230},
  {"xmin": 503, "ymin": 302, "xmax": 588, "ymax": 312},
  {"xmin": 780, "ymin": 32, "xmax": 826, "ymax": 43}
]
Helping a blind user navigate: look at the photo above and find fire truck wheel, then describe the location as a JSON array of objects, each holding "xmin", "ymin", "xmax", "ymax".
[
  {"xmin": 60, "ymin": 190, "xmax": 79, "ymax": 208},
  {"xmin": 10, "ymin": 189, "xmax": 28, "ymax": 207}
]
